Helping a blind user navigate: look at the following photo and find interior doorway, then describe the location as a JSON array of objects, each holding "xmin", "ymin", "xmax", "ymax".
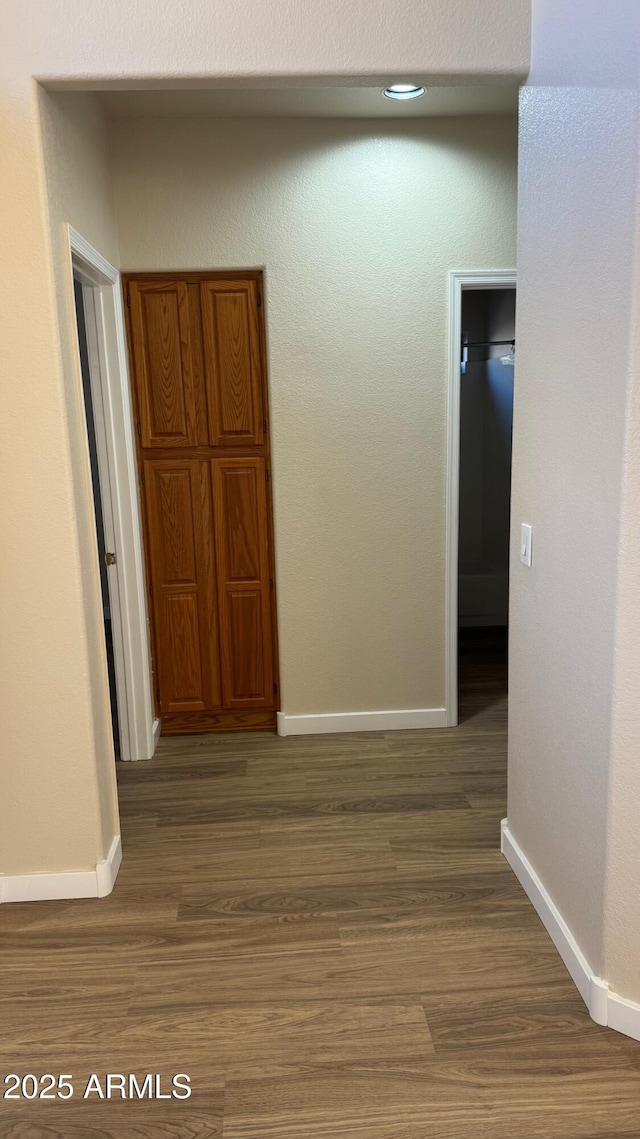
[
  {"xmin": 446, "ymin": 271, "xmax": 516, "ymax": 726},
  {"xmin": 67, "ymin": 226, "xmax": 158, "ymax": 762},
  {"xmin": 74, "ymin": 279, "xmax": 121, "ymax": 755},
  {"xmin": 459, "ymin": 285, "xmax": 514, "ymax": 717}
]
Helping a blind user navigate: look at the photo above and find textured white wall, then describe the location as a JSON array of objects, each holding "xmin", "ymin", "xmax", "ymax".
[
  {"xmin": 509, "ymin": 0, "xmax": 640, "ymax": 991},
  {"xmin": 38, "ymin": 90, "xmax": 122, "ymax": 865},
  {"xmin": 0, "ymin": 89, "xmax": 121, "ymax": 873},
  {"xmin": 604, "ymin": 164, "xmax": 640, "ymax": 1000},
  {"xmin": 528, "ymin": 0, "xmax": 639, "ymax": 87},
  {"xmin": 10, "ymin": 0, "xmax": 530, "ymax": 87},
  {"xmin": 111, "ymin": 115, "xmax": 518, "ymax": 716}
]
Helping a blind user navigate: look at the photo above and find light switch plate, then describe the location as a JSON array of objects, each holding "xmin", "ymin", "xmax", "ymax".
[{"xmin": 520, "ymin": 523, "xmax": 533, "ymax": 567}]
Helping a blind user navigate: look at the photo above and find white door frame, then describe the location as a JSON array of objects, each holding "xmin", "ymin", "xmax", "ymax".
[
  {"xmin": 66, "ymin": 225, "xmax": 159, "ymax": 761},
  {"xmin": 445, "ymin": 270, "xmax": 516, "ymax": 726}
]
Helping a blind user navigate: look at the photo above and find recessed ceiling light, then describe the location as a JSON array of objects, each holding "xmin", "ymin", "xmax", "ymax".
[{"xmin": 382, "ymin": 84, "xmax": 426, "ymax": 101}]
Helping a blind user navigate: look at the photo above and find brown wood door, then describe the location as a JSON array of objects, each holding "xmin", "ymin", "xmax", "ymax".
[
  {"xmin": 125, "ymin": 271, "xmax": 278, "ymax": 734},
  {"xmin": 129, "ymin": 280, "xmax": 198, "ymax": 449},
  {"xmin": 200, "ymin": 279, "xmax": 264, "ymax": 447},
  {"xmin": 212, "ymin": 457, "xmax": 274, "ymax": 709},
  {"xmin": 143, "ymin": 459, "xmax": 221, "ymax": 714}
]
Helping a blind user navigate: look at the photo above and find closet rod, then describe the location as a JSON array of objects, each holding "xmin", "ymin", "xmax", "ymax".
[{"xmin": 462, "ymin": 338, "xmax": 515, "ymax": 348}]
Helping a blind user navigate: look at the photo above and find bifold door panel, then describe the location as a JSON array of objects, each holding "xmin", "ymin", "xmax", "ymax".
[
  {"xmin": 212, "ymin": 458, "xmax": 273, "ymax": 708},
  {"xmin": 129, "ymin": 280, "xmax": 198, "ymax": 449},
  {"xmin": 143, "ymin": 459, "xmax": 221, "ymax": 714},
  {"xmin": 126, "ymin": 273, "xmax": 278, "ymax": 734},
  {"xmin": 200, "ymin": 280, "xmax": 264, "ymax": 447}
]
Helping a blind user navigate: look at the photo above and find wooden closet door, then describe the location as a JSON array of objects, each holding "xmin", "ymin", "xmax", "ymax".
[
  {"xmin": 143, "ymin": 459, "xmax": 221, "ymax": 713},
  {"xmin": 129, "ymin": 280, "xmax": 199, "ymax": 449},
  {"xmin": 212, "ymin": 457, "xmax": 274, "ymax": 708},
  {"xmin": 125, "ymin": 271, "xmax": 279, "ymax": 733},
  {"xmin": 200, "ymin": 279, "xmax": 264, "ymax": 447}
]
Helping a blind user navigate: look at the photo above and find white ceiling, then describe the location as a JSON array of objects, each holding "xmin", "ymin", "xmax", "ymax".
[{"xmin": 99, "ymin": 85, "xmax": 519, "ymax": 120}]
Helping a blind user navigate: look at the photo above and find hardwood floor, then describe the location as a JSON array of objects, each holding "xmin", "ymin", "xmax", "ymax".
[{"xmin": 2, "ymin": 635, "xmax": 640, "ymax": 1136}]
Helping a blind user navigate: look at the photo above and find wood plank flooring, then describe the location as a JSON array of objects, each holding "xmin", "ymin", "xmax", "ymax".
[{"xmin": 2, "ymin": 632, "xmax": 640, "ymax": 1136}]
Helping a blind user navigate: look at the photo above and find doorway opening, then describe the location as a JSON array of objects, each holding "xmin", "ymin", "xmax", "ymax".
[
  {"xmin": 458, "ymin": 285, "xmax": 514, "ymax": 720},
  {"xmin": 446, "ymin": 271, "xmax": 516, "ymax": 726},
  {"xmin": 74, "ymin": 278, "xmax": 120, "ymax": 755},
  {"xmin": 67, "ymin": 226, "xmax": 158, "ymax": 763}
]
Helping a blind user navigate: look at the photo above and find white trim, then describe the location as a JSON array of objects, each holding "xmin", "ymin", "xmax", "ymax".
[
  {"xmin": 96, "ymin": 834, "xmax": 123, "ymax": 897},
  {"xmin": 66, "ymin": 226, "xmax": 157, "ymax": 762},
  {"xmin": 277, "ymin": 707, "xmax": 447, "ymax": 737},
  {"xmin": 152, "ymin": 717, "xmax": 162, "ymax": 749},
  {"xmin": 68, "ymin": 227, "xmax": 119, "ymax": 283},
  {"xmin": 445, "ymin": 271, "xmax": 516, "ymax": 727},
  {"xmin": 500, "ymin": 819, "xmax": 594, "ymax": 1009},
  {"xmin": 608, "ymin": 992, "xmax": 640, "ymax": 1042},
  {"xmin": 0, "ymin": 836, "xmax": 122, "ymax": 903},
  {"xmin": 501, "ymin": 820, "xmax": 640, "ymax": 1041}
]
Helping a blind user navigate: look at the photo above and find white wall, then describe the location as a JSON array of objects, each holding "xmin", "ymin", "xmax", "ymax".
[
  {"xmin": 9, "ymin": 0, "xmax": 530, "ymax": 88},
  {"xmin": 605, "ymin": 164, "xmax": 640, "ymax": 1000},
  {"xmin": 0, "ymin": 89, "xmax": 121, "ymax": 875},
  {"xmin": 509, "ymin": 0, "xmax": 640, "ymax": 999},
  {"xmin": 110, "ymin": 114, "xmax": 517, "ymax": 717}
]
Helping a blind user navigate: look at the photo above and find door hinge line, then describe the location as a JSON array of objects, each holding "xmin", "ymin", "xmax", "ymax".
[
  {"xmin": 257, "ymin": 291, "xmax": 262, "ymax": 307},
  {"xmin": 265, "ymin": 469, "xmax": 269, "ymax": 482},
  {"xmin": 136, "ymin": 421, "xmax": 141, "ymax": 436}
]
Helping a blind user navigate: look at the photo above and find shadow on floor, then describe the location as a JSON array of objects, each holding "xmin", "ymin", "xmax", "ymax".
[{"xmin": 458, "ymin": 625, "xmax": 507, "ymax": 727}]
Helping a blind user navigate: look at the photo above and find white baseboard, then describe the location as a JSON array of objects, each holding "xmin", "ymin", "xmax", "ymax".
[
  {"xmin": 500, "ymin": 819, "xmax": 595, "ymax": 1010},
  {"xmin": 277, "ymin": 707, "xmax": 448, "ymax": 737},
  {"xmin": 0, "ymin": 834, "xmax": 122, "ymax": 904},
  {"xmin": 96, "ymin": 834, "xmax": 122, "ymax": 898},
  {"xmin": 501, "ymin": 819, "xmax": 640, "ymax": 1041},
  {"xmin": 607, "ymin": 990, "xmax": 640, "ymax": 1040},
  {"xmin": 152, "ymin": 717, "xmax": 162, "ymax": 750}
]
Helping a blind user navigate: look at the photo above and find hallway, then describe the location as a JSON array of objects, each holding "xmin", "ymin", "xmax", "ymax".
[{"xmin": 2, "ymin": 655, "xmax": 640, "ymax": 1136}]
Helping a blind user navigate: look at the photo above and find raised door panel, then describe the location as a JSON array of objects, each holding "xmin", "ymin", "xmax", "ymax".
[
  {"xmin": 129, "ymin": 280, "xmax": 198, "ymax": 449},
  {"xmin": 200, "ymin": 280, "xmax": 264, "ymax": 447},
  {"xmin": 144, "ymin": 460, "xmax": 221, "ymax": 713},
  {"xmin": 212, "ymin": 457, "xmax": 273, "ymax": 708},
  {"xmin": 160, "ymin": 593, "xmax": 203, "ymax": 707}
]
